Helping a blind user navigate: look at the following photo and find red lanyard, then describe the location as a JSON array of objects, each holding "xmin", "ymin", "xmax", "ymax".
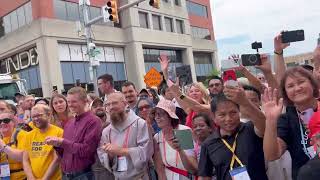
[
  {"xmin": 109, "ymin": 126, "xmax": 131, "ymax": 148},
  {"xmin": 194, "ymin": 141, "xmax": 200, "ymax": 159},
  {"xmin": 162, "ymin": 131, "xmax": 179, "ymax": 167}
]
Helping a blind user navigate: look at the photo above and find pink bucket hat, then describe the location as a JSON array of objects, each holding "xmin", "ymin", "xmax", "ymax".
[{"xmin": 155, "ymin": 99, "xmax": 179, "ymax": 119}]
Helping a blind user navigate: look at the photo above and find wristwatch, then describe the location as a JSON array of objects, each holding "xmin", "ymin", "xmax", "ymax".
[
  {"xmin": 274, "ymin": 50, "xmax": 283, "ymax": 55},
  {"xmin": 179, "ymin": 94, "xmax": 186, "ymax": 100}
]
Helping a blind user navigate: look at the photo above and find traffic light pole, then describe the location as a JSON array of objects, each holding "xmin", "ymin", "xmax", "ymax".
[
  {"xmin": 81, "ymin": 1, "xmax": 99, "ymax": 95},
  {"xmin": 118, "ymin": 0, "xmax": 147, "ymax": 12}
]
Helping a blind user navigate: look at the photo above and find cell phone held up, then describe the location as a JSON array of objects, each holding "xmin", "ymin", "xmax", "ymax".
[
  {"xmin": 241, "ymin": 54, "xmax": 261, "ymax": 66},
  {"xmin": 222, "ymin": 70, "xmax": 237, "ymax": 82},
  {"xmin": 281, "ymin": 30, "xmax": 305, "ymax": 43}
]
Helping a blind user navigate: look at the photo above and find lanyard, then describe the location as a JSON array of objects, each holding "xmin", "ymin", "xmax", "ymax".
[
  {"xmin": 109, "ymin": 126, "xmax": 131, "ymax": 148},
  {"xmin": 162, "ymin": 131, "xmax": 179, "ymax": 167},
  {"xmin": 221, "ymin": 133, "xmax": 244, "ymax": 170},
  {"xmin": 297, "ymin": 114, "xmax": 312, "ymax": 159},
  {"xmin": 194, "ymin": 141, "xmax": 200, "ymax": 159}
]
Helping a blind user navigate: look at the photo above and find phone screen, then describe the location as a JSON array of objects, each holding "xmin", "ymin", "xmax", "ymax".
[{"xmin": 168, "ymin": 66, "xmax": 177, "ymax": 83}]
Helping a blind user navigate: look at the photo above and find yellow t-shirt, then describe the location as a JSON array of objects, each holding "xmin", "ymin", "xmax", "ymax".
[
  {"xmin": 0, "ymin": 129, "xmax": 27, "ymax": 180},
  {"xmin": 24, "ymin": 124, "xmax": 63, "ymax": 180}
]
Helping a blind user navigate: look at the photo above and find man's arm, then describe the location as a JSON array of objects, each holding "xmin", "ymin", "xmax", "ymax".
[
  {"xmin": 61, "ymin": 120, "xmax": 102, "ymax": 158},
  {"xmin": 22, "ymin": 151, "xmax": 36, "ymax": 180},
  {"xmin": 0, "ymin": 143, "xmax": 24, "ymax": 162},
  {"xmin": 274, "ymin": 33, "xmax": 290, "ymax": 84},
  {"xmin": 224, "ymin": 86, "xmax": 266, "ymax": 136},
  {"xmin": 42, "ymin": 150, "xmax": 60, "ymax": 180}
]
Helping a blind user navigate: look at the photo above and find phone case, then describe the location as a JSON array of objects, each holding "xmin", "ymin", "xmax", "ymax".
[{"xmin": 174, "ymin": 129, "xmax": 194, "ymax": 150}]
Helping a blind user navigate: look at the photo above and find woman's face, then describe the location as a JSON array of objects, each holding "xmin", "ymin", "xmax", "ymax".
[
  {"xmin": 0, "ymin": 114, "xmax": 15, "ymax": 137},
  {"xmin": 188, "ymin": 86, "xmax": 203, "ymax": 103},
  {"xmin": 52, "ymin": 97, "xmax": 67, "ymax": 114},
  {"xmin": 192, "ymin": 116, "xmax": 212, "ymax": 142},
  {"xmin": 137, "ymin": 100, "xmax": 152, "ymax": 120},
  {"xmin": 285, "ymin": 74, "xmax": 314, "ymax": 105},
  {"xmin": 154, "ymin": 108, "xmax": 171, "ymax": 128}
]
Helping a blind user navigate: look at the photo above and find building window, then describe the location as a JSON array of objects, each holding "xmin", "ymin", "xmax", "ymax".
[
  {"xmin": 143, "ymin": 48, "xmax": 183, "ymax": 72},
  {"xmin": 191, "ymin": 26, "xmax": 211, "ymax": 40},
  {"xmin": 176, "ymin": 19, "xmax": 184, "ymax": 34},
  {"xmin": 186, "ymin": 1, "xmax": 208, "ymax": 17},
  {"xmin": 175, "ymin": 0, "xmax": 180, "ymax": 6},
  {"xmin": 165, "ymin": 17, "xmax": 173, "ymax": 32},
  {"xmin": 66, "ymin": 2, "xmax": 79, "ymax": 21},
  {"xmin": 54, "ymin": 0, "xmax": 68, "ymax": 20},
  {"xmin": 139, "ymin": 12, "xmax": 149, "ymax": 28},
  {"xmin": 194, "ymin": 52, "xmax": 214, "ymax": 81},
  {"xmin": 0, "ymin": 2, "xmax": 33, "ymax": 36},
  {"xmin": 152, "ymin": 15, "xmax": 161, "ymax": 30},
  {"xmin": 162, "ymin": 0, "xmax": 169, "ymax": 3}
]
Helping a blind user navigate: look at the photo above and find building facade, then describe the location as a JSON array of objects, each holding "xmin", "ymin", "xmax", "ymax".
[{"xmin": 0, "ymin": 0, "xmax": 217, "ymax": 97}]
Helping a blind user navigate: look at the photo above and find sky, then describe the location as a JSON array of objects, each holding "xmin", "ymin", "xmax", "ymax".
[{"xmin": 210, "ymin": 0, "xmax": 320, "ymax": 62}]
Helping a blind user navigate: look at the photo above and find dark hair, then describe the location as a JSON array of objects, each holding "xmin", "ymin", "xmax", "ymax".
[
  {"xmin": 280, "ymin": 66, "xmax": 319, "ymax": 106},
  {"xmin": 35, "ymin": 98, "xmax": 49, "ymax": 105},
  {"xmin": 155, "ymin": 107, "xmax": 179, "ymax": 128},
  {"xmin": 121, "ymin": 81, "xmax": 136, "ymax": 90},
  {"xmin": 243, "ymin": 85, "xmax": 261, "ymax": 101},
  {"xmin": 211, "ymin": 93, "xmax": 239, "ymax": 113},
  {"xmin": 136, "ymin": 97, "xmax": 155, "ymax": 115},
  {"xmin": 192, "ymin": 113, "xmax": 212, "ymax": 128},
  {"xmin": 8, "ymin": 104, "xmax": 17, "ymax": 115},
  {"xmin": 208, "ymin": 76, "xmax": 223, "ymax": 85},
  {"xmin": 148, "ymin": 88, "xmax": 160, "ymax": 105},
  {"xmin": 97, "ymin": 74, "xmax": 114, "ymax": 86},
  {"xmin": 301, "ymin": 64, "xmax": 314, "ymax": 72}
]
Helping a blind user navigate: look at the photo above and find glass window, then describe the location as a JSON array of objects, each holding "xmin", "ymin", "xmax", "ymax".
[
  {"xmin": 152, "ymin": 15, "xmax": 161, "ymax": 30},
  {"xmin": 17, "ymin": 6, "xmax": 26, "ymax": 28},
  {"xmin": 164, "ymin": 17, "xmax": 173, "ymax": 32},
  {"xmin": 186, "ymin": 1, "xmax": 208, "ymax": 17},
  {"xmin": 139, "ymin": 12, "xmax": 149, "ymax": 28},
  {"xmin": 24, "ymin": 2, "xmax": 33, "ymax": 24},
  {"xmin": 0, "ymin": 18, "xmax": 4, "ymax": 37},
  {"xmin": 54, "ymin": 0, "xmax": 68, "ymax": 20},
  {"xmin": 10, "ymin": 11, "xmax": 19, "ymax": 31},
  {"xmin": 175, "ymin": 0, "xmax": 180, "ymax": 6},
  {"xmin": 3, "ymin": 16, "xmax": 11, "ymax": 34},
  {"xmin": 191, "ymin": 26, "xmax": 210, "ymax": 39},
  {"xmin": 89, "ymin": 7, "xmax": 101, "ymax": 19},
  {"xmin": 176, "ymin": 19, "xmax": 183, "ymax": 34},
  {"xmin": 66, "ymin": 2, "xmax": 79, "ymax": 21}
]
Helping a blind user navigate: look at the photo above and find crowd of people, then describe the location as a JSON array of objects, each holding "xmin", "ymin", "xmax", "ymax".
[{"xmin": 0, "ymin": 33, "xmax": 320, "ymax": 180}]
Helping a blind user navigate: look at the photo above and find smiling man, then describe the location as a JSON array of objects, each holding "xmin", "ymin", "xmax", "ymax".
[{"xmin": 121, "ymin": 81, "xmax": 138, "ymax": 111}]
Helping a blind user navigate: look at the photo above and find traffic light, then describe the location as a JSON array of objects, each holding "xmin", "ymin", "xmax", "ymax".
[
  {"xmin": 102, "ymin": 0, "xmax": 118, "ymax": 23},
  {"xmin": 149, "ymin": 0, "xmax": 160, "ymax": 9}
]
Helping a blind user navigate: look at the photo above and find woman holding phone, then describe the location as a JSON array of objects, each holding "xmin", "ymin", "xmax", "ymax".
[{"xmin": 153, "ymin": 99, "xmax": 197, "ymax": 180}]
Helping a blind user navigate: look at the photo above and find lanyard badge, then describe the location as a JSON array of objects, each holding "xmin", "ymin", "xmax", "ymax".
[
  {"xmin": 221, "ymin": 133, "xmax": 251, "ymax": 180},
  {"xmin": 0, "ymin": 163, "xmax": 10, "ymax": 178}
]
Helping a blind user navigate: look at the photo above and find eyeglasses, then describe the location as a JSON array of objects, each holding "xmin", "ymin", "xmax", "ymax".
[
  {"xmin": 0, "ymin": 118, "xmax": 12, "ymax": 124},
  {"xmin": 138, "ymin": 105, "xmax": 151, "ymax": 112},
  {"xmin": 209, "ymin": 83, "xmax": 221, "ymax": 88}
]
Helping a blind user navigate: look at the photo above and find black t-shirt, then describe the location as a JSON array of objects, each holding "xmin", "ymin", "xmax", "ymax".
[
  {"xmin": 198, "ymin": 122, "xmax": 268, "ymax": 180},
  {"xmin": 277, "ymin": 106, "xmax": 311, "ymax": 180}
]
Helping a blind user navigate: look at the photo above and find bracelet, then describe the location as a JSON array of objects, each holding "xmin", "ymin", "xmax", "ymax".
[{"xmin": 274, "ymin": 50, "xmax": 283, "ymax": 55}]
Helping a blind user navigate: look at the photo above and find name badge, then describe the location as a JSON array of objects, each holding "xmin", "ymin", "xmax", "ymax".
[
  {"xmin": 117, "ymin": 156, "xmax": 128, "ymax": 172},
  {"xmin": 229, "ymin": 166, "xmax": 251, "ymax": 180},
  {"xmin": 307, "ymin": 146, "xmax": 316, "ymax": 158},
  {"xmin": 173, "ymin": 172, "xmax": 180, "ymax": 180},
  {"xmin": 0, "ymin": 163, "xmax": 10, "ymax": 177}
]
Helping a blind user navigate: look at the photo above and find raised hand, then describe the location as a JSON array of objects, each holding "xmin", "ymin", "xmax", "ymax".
[
  {"xmin": 274, "ymin": 33, "xmax": 290, "ymax": 53},
  {"xmin": 158, "ymin": 54, "xmax": 170, "ymax": 71},
  {"xmin": 262, "ymin": 88, "xmax": 283, "ymax": 122},
  {"xmin": 255, "ymin": 54, "xmax": 272, "ymax": 73}
]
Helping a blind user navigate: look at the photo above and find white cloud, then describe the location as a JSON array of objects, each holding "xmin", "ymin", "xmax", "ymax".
[{"xmin": 211, "ymin": 0, "xmax": 320, "ymax": 60}]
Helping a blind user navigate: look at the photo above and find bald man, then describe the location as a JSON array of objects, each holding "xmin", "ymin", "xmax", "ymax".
[{"xmin": 97, "ymin": 92, "xmax": 153, "ymax": 180}]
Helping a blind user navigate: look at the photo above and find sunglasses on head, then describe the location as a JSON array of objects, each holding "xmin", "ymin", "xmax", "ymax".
[{"xmin": 0, "ymin": 118, "xmax": 12, "ymax": 124}]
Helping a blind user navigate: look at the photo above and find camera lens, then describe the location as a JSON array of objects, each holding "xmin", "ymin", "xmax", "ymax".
[{"xmin": 248, "ymin": 55, "xmax": 257, "ymax": 64}]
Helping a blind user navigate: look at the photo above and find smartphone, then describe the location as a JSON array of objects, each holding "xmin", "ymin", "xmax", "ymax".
[
  {"xmin": 168, "ymin": 65, "xmax": 177, "ymax": 83},
  {"xmin": 221, "ymin": 58, "xmax": 239, "ymax": 69},
  {"xmin": 222, "ymin": 70, "xmax": 237, "ymax": 82},
  {"xmin": 52, "ymin": 86, "xmax": 57, "ymax": 91},
  {"xmin": 281, "ymin": 30, "xmax": 305, "ymax": 43},
  {"xmin": 241, "ymin": 54, "xmax": 261, "ymax": 66},
  {"xmin": 173, "ymin": 129, "xmax": 194, "ymax": 150}
]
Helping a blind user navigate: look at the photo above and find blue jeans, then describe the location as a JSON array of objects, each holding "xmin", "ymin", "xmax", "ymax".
[{"xmin": 62, "ymin": 171, "xmax": 95, "ymax": 180}]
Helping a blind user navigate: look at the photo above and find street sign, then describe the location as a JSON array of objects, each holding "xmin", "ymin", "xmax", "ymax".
[{"xmin": 144, "ymin": 67, "xmax": 162, "ymax": 87}]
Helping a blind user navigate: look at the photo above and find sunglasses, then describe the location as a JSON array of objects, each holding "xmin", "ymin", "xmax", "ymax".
[
  {"xmin": 0, "ymin": 118, "xmax": 12, "ymax": 124},
  {"xmin": 138, "ymin": 105, "xmax": 151, "ymax": 112}
]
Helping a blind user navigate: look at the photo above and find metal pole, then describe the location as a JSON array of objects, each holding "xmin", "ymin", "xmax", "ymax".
[
  {"xmin": 118, "ymin": 0, "xmax": 147, "ymax": 12},
  {"xmin": 82, "ymin": 1, "xmax": 99, "ymax": 95}
]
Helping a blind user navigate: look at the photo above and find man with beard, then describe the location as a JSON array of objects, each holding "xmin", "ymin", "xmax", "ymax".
[
  {"xmin": 89, "ymin": 98, "xmax": 114, "ymax": 180},
  {"xmin": 45, "ymin": 87, "xmax": 102, "ymax": 180},
  {"xmin": 121, "ymin": 81, "xmax": 138, "ymax": 111},
  {"xmin": 90, "ymin": 98, "xmax": 110, "ymax": 128},
  {"xmin": 23, "ymin": 104, "xmax": 63, "ymax": 180},
  {"xmin": 21, "ymin": 95, "xmax": 35, "ymax": 123},
  {"xmin": 97, "ymin": 92, "xmax": 153, "ymax": 180},
  {"xmin": 208, "ymin": 76, "xmax": 224, "ymax": 98}
]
